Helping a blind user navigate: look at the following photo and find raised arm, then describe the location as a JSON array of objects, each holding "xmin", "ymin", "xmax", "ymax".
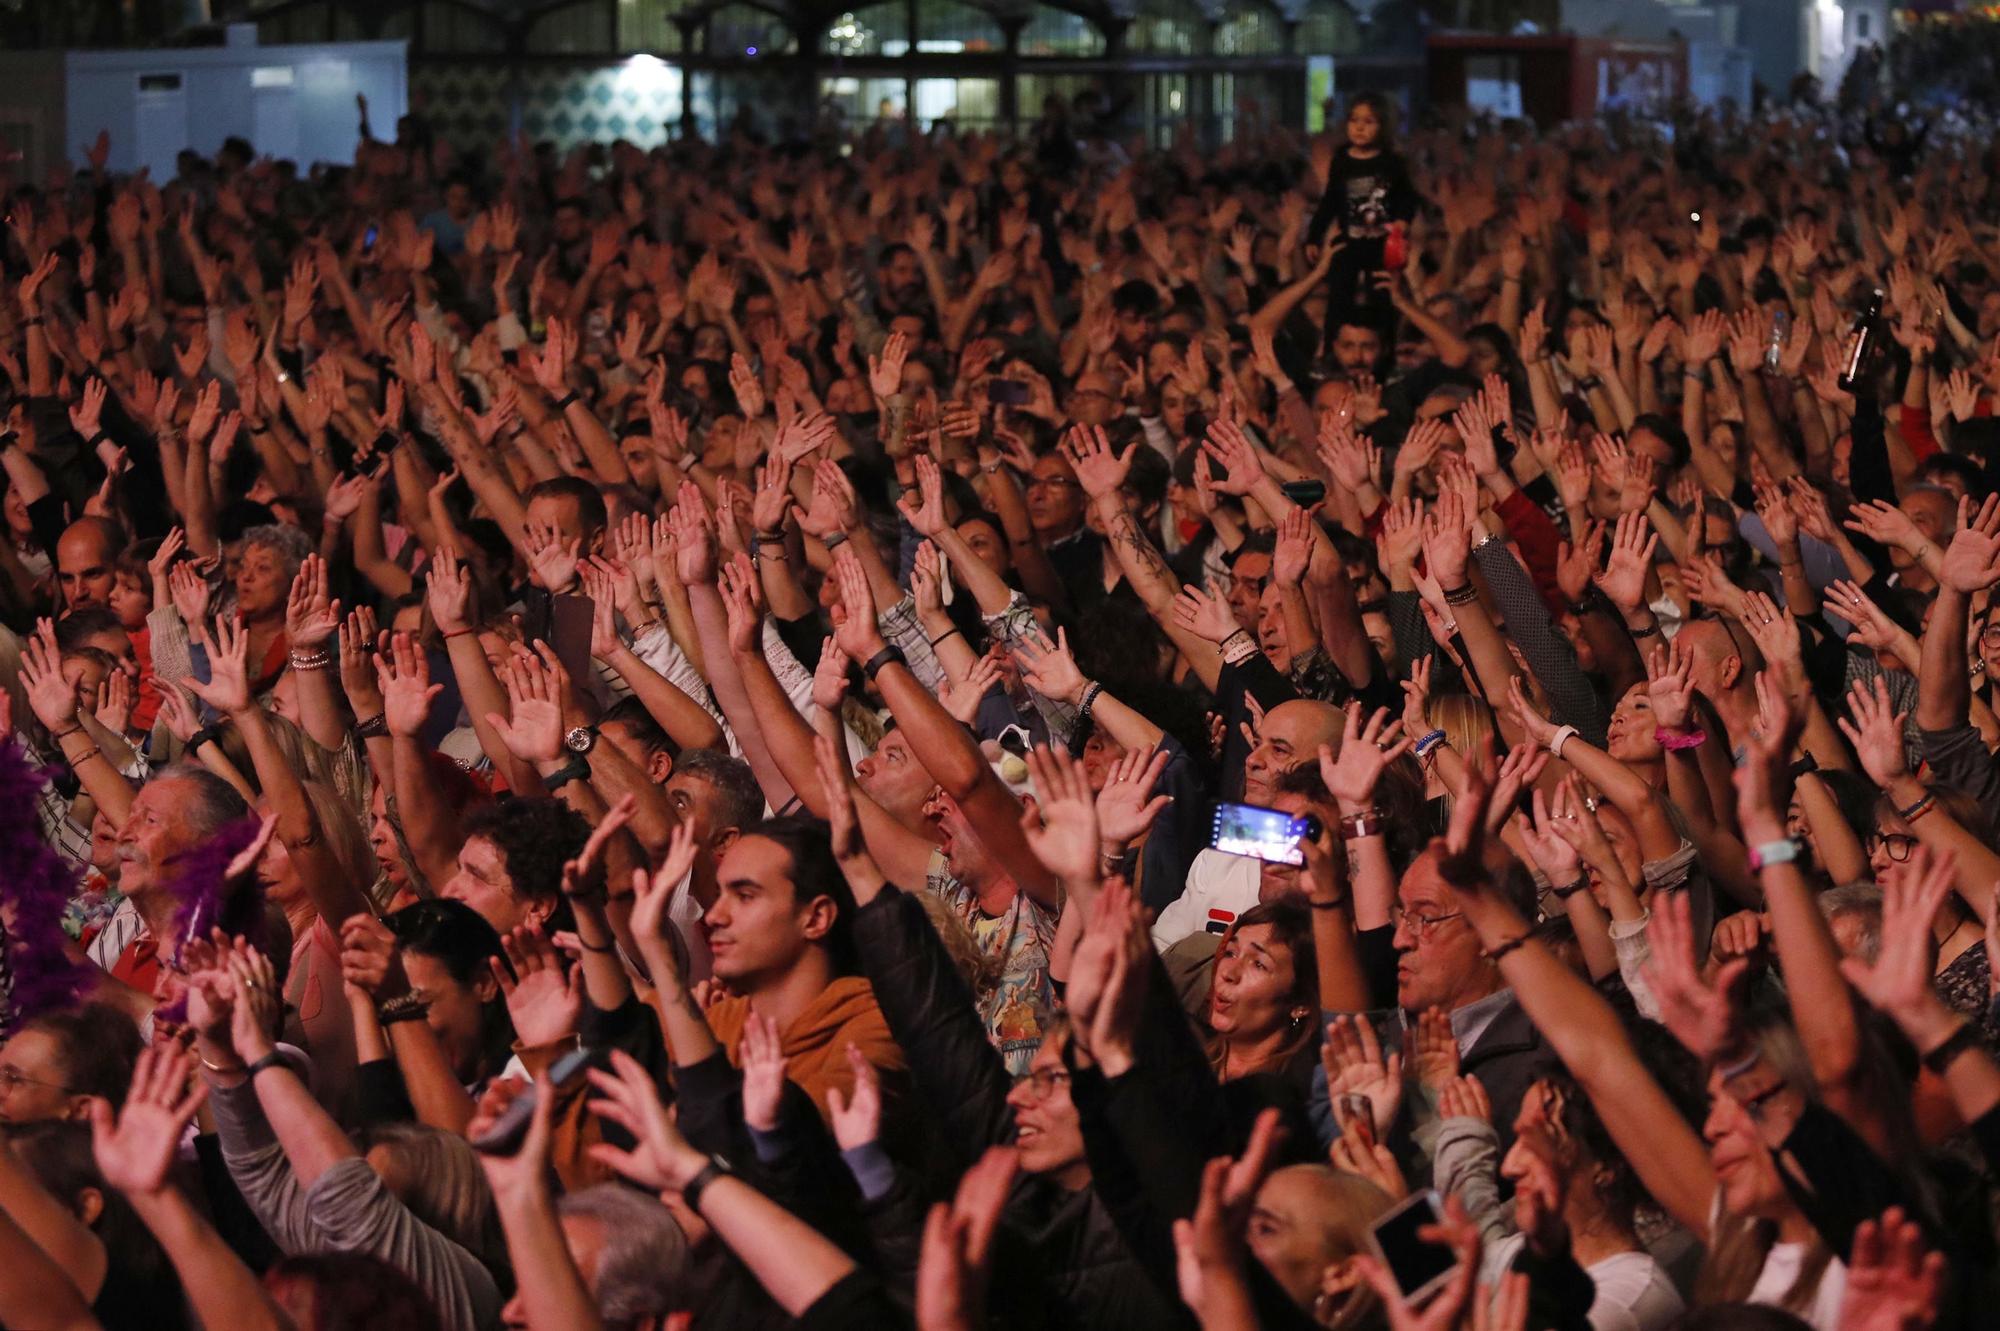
[
  {"xmin": 1439, "ymin": 750, "xmax": 1717, "ymax": 1239},
  {"xmin": 829, "ymin": 548, "xmax": 1061, "ymax": 908},
  {"xmin": 376, "ymin": 633, "xmax": 460, "ymax": 892},
  {"xmin": 93, "ymin": 1045, "xmax": 290, "ymax": 1331},
  {"xmin": 1737, "ymin": 676, "xmax": 1892, "ymax": 1155},
  {"xmin": 185, "ymin": 612, "xmax": 371, "ymax": 930}
]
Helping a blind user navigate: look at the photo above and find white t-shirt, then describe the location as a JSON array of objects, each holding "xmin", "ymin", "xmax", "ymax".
[
  {"xmin": 1481, "ymin": 1235, "xmax": 1683, "ymax": 1331},
  {"xmin": 1149, "ymin": 848, "xmax": 1259, "ymax": 952},
  {"xmin": 1748, "ymin": 1241, "xmax": 1847, "ymax": 1330}
]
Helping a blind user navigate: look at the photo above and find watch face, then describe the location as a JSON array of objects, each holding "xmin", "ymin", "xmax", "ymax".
[{"xmin": 564, "ymin": 726, "xmax": 594, "ymax": 754}]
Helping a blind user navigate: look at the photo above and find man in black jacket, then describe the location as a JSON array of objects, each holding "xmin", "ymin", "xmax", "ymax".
[{"xmin": 1307, "ymin": 846, "xmax": 1559, "ymax": 1155}]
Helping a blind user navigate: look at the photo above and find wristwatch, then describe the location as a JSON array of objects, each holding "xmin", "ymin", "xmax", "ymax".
[
  {"xmin": 563, "ymin": 725, "xmax": 598, "ymax": 755},
  {"xmin": 681, "ymin": 1153, "xmax": 733, "ymax": 1211}
]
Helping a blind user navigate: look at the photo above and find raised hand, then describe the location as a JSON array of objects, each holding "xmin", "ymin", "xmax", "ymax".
[
  {"xmin": 1061, "ymin": 423, "xmax": 1133, "ymax": 501},
  {"xmin": 1646, "ymin": 638, "xmax": 1697, "ymax": 732},
  {"xmin": 868, "ymin": 329, "xmax": 910, "ymax": 401},
  {"xmin": 739, "ymin": 1011, "xmax": 789, "ymax": 1134},
  {"xmin": 1420, "ymin": 482, "xmax": 1474, "ymax": 588},
  {"xmin": 1095, "ymin": 745, "xmax": 1173, "ymax": 849},
  {"xmin": 18, "ymin": 626, "xmax": 79, "ymax": 732},
  {"xmin": 1408, "ymin": 1005, "xmax": 1459, "ymax": 1092},
  {"xmin": 338, "ymin": 913, "xmax": 407, "ymax": 1000},
  {"xmin": 1317, "ymin": 704, "xmax": 1412, "ymax": 814},
  {"xmin": 524, "ymin": 519, "xmax": 581, "ymax": 594},
  {"xmin": 1020, "ymin": 745, "xmax": 1101, "ymax": 883},
  {"xmin": 1836, "ymin": 675, "xmax": 1910, "ymax": 789},
  {"xmin": 487, "ymin": 646, "xmax": 568, "ymax": 766},
  {"xmin": 828, "ymin": 547, "xmax": 885, "ymax": 661},
  {"xmin": 1643, "ymin": 887, "xmax": 1745, "ymax": 1060},
  {"xmin": 1171, "ymin": 580, "xmax": 1241, "ymax": 645},
  {"xmin": 918, "ymin": 1145, "xmax": 1021, "ymax": 1331},
  {"xmin": 494, "ymin": 924, "xmax": 582, "ymax": 1048},
  {"xmin": 89, "ymin": 1044, "xmax": 209, "ymax": 1196},
  {"xmin": 1837, "ymin": 1207, "xmax": 1946, "ymax": 1331},
  {"xmin": 184, "ymin": 613, "xmax": 254, "ymax": 716},
  {"xmin": 425, "ymin": 546, "xmax": 475, "ymax": 636},
  {"xmin": 825, "ymin": 1043, "xmax": 882, "ymax": 1149},
  {"xmin": 1593, "ymin": 511, "xmax": 1658, "ymax": 612},
  {"xmin": 1010, "ymin": 625, "xmax": 1088, "ymax": 704},
  {"xmin": 375, "ymin": 631, "xmax": 442, "ymax": 738},
  {"xmin": 1840, "ymin": 846, "xmax": 1956, "ymax": 1024},
  {"xmin": 1199, "ymin": 420, "xmax": 1266, "ymax": 497},
  {"xmin": 941, "ymin": 653, "xmax": 1002, "ymax": 725},
  {"xmin": 1939, "ymin": 492, "xmax": 2000, "ymax": 593},
  {"xmin": 284, "ymin": 553, "xmax": 342, "ymax": 650},
  {"xmin": 585, "ymin": 1049, "xmax": 708, "ymax": 1194},
  {"xmin": 1320, "ymin": 1014, "xmax": 1404, "ymax": 1139},
  {"xmin": 897, "ymin": 452, "xmax": 950, "ymax": 536}
]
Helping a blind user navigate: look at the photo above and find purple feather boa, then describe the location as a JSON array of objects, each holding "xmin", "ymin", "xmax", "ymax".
[
  {"xmin": 149, "ymin": 815, "xmax": 266, "ymax": 1028},
  {"xmin": 0, "ymin": 737, "xmax": 94, "ymax": 1035}
]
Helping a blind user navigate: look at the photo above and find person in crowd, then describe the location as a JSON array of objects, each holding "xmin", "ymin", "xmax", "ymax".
[{"xmin": 3, "ymin": 75, "xmax": 2000, "ymax": 1331}]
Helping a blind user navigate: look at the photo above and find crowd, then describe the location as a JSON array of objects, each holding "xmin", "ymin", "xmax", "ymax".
[{"xmin": 0, "ymin": 84, "xmax": 1993, "ymax": 1331}]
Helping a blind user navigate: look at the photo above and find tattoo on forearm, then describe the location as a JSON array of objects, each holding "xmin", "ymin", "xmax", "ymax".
[{"xmin": 1111, "ymin": 511, "xmax": 1171, "ymax": 582}]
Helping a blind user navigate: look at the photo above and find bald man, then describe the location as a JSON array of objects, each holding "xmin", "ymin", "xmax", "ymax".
[
  {"xmin": 1672, "ymin": 618, "xmax": 1757, "ymax": 750},
  {"xmin": 1154, "ymin": 698, "xmax": 1345, "ymax": 950},
  {"xmin": 55, "ymin": 517, "xmax": 124, "ymax": 612}
]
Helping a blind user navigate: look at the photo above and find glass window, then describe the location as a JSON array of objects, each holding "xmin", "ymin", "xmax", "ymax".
[
  {"xmin": 1018, "ymin": 72, "xmax": 1094, "ymax": 122},
  {"xmin": 822, "ymin": 4, "xmax": 909, "ymax": 56},
  {"xmin": 705, "ymin": 4, "xmax": 796, "ymax": 56},
  {"xmin": 1137, "ymin": 72, "xmax": 1191, "ymax": 148},
  {"xmin": 1295, "ymin": 0, "xmax": 1359, "ymax": 54},
  {"xmin": 619, "ymin": 0, "xmax": 688, "ymax": 54},
  {"xmin": 914, "ymin": 0, "xmax": 1002, "ymax": 54},
  {"xmin": 914, "ymin": 76, "xmax": 1000, "ymax": 129},
  {"xmin": 1216, "ymin": 2, "xmax": 1285, "ymax": 56},
  {"xmin": 1126, "ymin": 0, "xmax": 1204, "ymax": 56},
  {"xmin": 821, "ymin": 75, "xmax": 908, "ymax": 127},
  {"xmin": 1018, "ymin": 6, "xmax": 1104, "ymax": 57},
  {"xmin": 419, "ymin": 2, "xmax": 506, "ymax": 53},
  {"xmin": 526, "ymin": 1, "xmax": 613, "ymax": 53}
]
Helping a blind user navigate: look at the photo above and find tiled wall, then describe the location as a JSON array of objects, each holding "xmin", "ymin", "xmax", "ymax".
[{"xmin": 413, "ymin": 61, "xmax": 684, "ymax": 152}]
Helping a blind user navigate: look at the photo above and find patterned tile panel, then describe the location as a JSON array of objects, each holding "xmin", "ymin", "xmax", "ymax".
[{"xmin": 412, "ymin": 60, "xmax": 685, "ymax": 152}]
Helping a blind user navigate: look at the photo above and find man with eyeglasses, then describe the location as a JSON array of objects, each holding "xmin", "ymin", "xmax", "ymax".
[
  {"xmin": 1306, "ymin": 844, "xmax": 1558, "ymax": 1155},
  {"xmin": 0, "ymin": 1002, "xmax": 141, "ymax": 1126}
]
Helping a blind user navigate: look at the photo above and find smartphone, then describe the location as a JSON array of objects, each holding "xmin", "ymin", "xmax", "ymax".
[
  {"xmin": 988, "ymin": 379, "xmax": 1030, "ymax": 406},
  {"xmin": 363, "ymin": 223, "xmax": 379, "ymax": 252},
  {"xmin": 1211, "ymin": 802, "xmax": 1320, "ymax": 866},
  {"xmin": 1368, "ymin": 1190, "xmax": 1458, "ymax": 1305},
  {"xmin": 471, "ymin": 1046, "xmax": 600, "ymax": 1155},
  {"xmin": 1280, "ymin": 479, "xmax": 1327, "ymax": 508}
]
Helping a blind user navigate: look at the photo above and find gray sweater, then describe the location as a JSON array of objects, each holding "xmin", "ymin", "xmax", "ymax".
[{"xmin": 210, "ymin": 1077, "xmax": 502, "ymax": 1331}]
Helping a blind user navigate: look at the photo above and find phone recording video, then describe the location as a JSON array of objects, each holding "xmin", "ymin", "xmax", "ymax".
[
  {"xmin": 1210, "ymin": 802, "xmax": 1320, "ymax": 866},
  {"xmin": 1367, "ymin": 1190, "xmax": 1458, "ymax": 1305}
]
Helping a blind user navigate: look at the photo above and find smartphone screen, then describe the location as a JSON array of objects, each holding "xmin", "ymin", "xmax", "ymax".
[
  {"xmin": 1211, "ymin": 801, "xmax": 1311, "ymax": 865},
  {"xmin": 1281, "ymin": 479, "xmax": 1328, "ymax": 508},
  {"xmin": 471, "ymin": 1045, "xmax": 599, "ymax": 1155},
  {"xmin": 1369, "ymin": 1191, "xmax": 1456, "ymax": 1304},
  {"xmin": 988, "ymin": 379, "xmax": 1030, "ymax": 406}
]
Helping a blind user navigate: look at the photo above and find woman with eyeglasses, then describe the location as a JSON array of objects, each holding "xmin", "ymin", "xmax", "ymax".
[{"xmin": 1864, "ymin": 784, "xmax": 2000, "ymax": 1052}]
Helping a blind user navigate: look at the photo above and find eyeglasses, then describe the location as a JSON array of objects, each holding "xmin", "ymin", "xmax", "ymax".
[
  {"xmin": 1392, "ymin": 907, "xmax": 1464, "ymax": 940},
  {"xmin": 1866, "ymin": 832, "xmax": 1918, "ymax": 863},
  {"xmin": 1981, "ymin": 623, "xmax": 2000, "ymax": 644},
  {"xmin": 1011, "ymin": 1068, "xmax": 1072, "ymax": 1099},
  {"xmin": 0, "ymin": 1066, "xmax": 71, "ymax": 1096},
  {"xmin": 1025, "ymin": 476, "xmax": 1080, "ymax": 492}
]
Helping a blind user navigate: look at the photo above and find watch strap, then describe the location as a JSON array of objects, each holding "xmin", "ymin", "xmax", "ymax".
[
  {"xmin": 681, "ymin": 1155, "xmax": 731, "ymax": 1210},
  {"xmin": 543, "ymin": 756, "xmax": 591, "ymax": 791}
]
